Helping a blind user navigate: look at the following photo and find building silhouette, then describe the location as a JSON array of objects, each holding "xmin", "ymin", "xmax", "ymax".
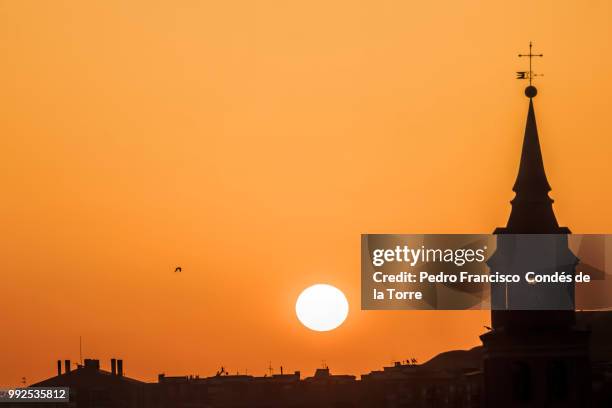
[
  {"xmin": 481, "ymin": 85, "xmax": 591, "ymax": 407},
  {"xmin": 25, "ymin": 359, "xmax": 149, "ymax": 407}
]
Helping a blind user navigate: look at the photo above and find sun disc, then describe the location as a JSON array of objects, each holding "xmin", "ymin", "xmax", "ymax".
[{"xmin": 295, "ymin": 284, "xmax": 349, "ymax": 332}]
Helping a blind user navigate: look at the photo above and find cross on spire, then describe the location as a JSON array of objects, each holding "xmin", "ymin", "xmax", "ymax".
[{"xmin": 517, "ymin": 41, "xmax": 543, "ymax": 86}]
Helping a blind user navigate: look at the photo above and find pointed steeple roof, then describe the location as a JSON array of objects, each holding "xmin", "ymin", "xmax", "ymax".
[
  {"xmin": 512, "ymin": 96, "xmax": 551, "ymax": 195},
  {"xmin": 495, "ymin": 86, "xmax": 569, "ymax": 234}
]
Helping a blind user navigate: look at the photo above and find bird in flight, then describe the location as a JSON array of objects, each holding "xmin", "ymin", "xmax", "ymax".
[{"xmin": 175, "ymin": 267, "xmax": 182, "ymax": 273}]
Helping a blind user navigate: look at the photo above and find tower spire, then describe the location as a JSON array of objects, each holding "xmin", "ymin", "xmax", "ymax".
[
  {"xmin": 512, "ymin": 94, "xmax": 551, "ymax": 196},
  {"xmin": 495, "ymin": 45, "xmax": 569, "ymax": 234}
]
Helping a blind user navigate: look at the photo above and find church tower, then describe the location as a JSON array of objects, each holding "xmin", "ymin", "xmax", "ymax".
[
  {"xmin": 488, "ymin": 84, "xmax": 577, "ymax": 330},
  {"xmin": 480, "ymin": 44, "xmax": 590, "ymax": 407}
]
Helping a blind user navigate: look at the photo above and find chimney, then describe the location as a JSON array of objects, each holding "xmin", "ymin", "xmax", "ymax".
[
  {"xmin": 111, "ymin": 359, "xmax": 116, "ymax": 375},
  {"xmin": 117, "ymin": 359, "xmax": 123, "ymax": 377},
  {"xmin": 64, "ymin": 360, "xmax": 71, "ymax": 373},
  {"xmin": 57, "ymin": 360, "xmax": 62, "ymax": 376}
]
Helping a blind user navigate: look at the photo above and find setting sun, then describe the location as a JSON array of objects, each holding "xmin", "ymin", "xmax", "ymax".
[{"xmin": 295, "ymin": 284, "xmax": 349, "ymax": 332}]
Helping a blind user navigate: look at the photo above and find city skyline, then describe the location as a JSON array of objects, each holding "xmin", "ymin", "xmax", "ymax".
[{"xmin": 2, "ymin": 0, "xmax": 612, "ymax": 387}]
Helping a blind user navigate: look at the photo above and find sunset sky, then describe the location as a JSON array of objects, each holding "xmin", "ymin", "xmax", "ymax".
[{"xmin": 2, "ymin": 1, "xmax": 612, "ymax": 386}]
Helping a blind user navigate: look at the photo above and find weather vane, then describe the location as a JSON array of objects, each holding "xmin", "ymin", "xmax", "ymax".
[{"xmin": 517, "ymin": 41, "xmax": 543, "ymax": 86}]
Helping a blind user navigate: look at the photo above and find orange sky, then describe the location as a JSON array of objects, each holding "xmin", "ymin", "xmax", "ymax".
[{"xmin": 1, "ymin": 0, "xmax": 612, "ymax": 386}]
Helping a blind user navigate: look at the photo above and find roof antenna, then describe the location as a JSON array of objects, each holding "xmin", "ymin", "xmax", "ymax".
[
  {"xmin": 267, "ymin": 361, "xmax": 273, "ymax": 376},
  {"xmin": 79, "ymin": 336, "xmax": 83, "ymax": 366}
]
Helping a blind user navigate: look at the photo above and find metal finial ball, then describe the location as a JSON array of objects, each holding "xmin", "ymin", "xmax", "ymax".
[{"xmin": 525, "ymin": 86, "xmax": 538, "ymax": 98}]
